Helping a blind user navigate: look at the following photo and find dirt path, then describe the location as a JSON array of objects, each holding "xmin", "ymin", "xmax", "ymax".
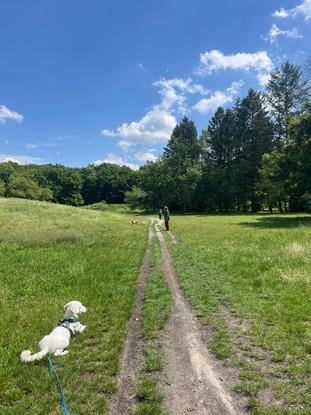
[
  {"xmin": 156, "ymin": 218, "xmax": 177, "ymax": 244},
  {"xmin": 109, "ymin": 220, "xmax": 246, "ymax": 414},
  {"xmin": 108, "ymin": 222, "xmax": 154, "ymax": 415},
  {"xmin": 155, "ymin": 223, "xmax": 246, "ymax": 415}
]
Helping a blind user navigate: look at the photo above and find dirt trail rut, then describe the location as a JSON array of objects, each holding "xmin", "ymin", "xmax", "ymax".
[
  {"xmin": 108, "ymin": 222, "xmax": 154, "ymax": 415},
  {"xmin": 156, "ymin": 223, "xmax": 246, "ymax": 415}
]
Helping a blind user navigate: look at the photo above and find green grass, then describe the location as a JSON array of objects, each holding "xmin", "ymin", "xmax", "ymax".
[
  {"xmin": 167, "ymin": 214, "xmax": 311, "ymax": 414},
  {"xmin": 134, "ymin": 377, "xmax": 164, "ymax": 415},
  {"xmin": 0, "ymin": 197, "xmax": 148, "ymax": 415},
  {"xmin": 133, "ymin": 230, "xmax": 171, "ymax": 415}
]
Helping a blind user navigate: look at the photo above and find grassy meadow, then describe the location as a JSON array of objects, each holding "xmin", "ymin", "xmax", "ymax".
[
  {"xmin": 167, "ymin": 214, "xmax": 311, "ymax": 414},
  {"xmin": 0, "ymin": 198, "xmax": 148, "ymax": 415}
]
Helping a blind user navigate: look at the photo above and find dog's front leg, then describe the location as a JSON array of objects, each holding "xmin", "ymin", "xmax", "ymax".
[
  {"xmin": 77, "ymin": 324, "xmax": 86, "ymax": 333},
  {"xmin": 54, "ymin": 350, "xmax": 69, "ymax": 356}
]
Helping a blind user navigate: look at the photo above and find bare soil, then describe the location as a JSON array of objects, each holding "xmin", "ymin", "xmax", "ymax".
[
  {"xmin": 156, "ymin": 224, "xmax": 247, "ymax": 415},
  {"xmin": 108, "ymin": 223, "xmax": 154, "ymax": 415},
  {"xmin": 109, "ymin": 220, "xmax": 248, "ymax": 414}
]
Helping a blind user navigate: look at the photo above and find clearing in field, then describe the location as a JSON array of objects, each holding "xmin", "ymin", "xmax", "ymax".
[{"xmin": 1, "ymin": 199, "xmax": 310, "ymax": 415}]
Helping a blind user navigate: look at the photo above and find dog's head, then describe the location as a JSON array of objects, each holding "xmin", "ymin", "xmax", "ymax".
[{"xmin": 64, "ymin": 301, "xmax": 87, "ymax": 317}]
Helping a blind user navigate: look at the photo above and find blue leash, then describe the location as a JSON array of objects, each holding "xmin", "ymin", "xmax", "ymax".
[{"xmin": 47, "ymin": 355, "xmax": 69, "ymax": 415}]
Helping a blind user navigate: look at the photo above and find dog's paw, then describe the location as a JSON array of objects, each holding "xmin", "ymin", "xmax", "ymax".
[
  {"xmin": 80, "ymin": 324, "xmax": 86, "ymax": 332},
  {"xmin": 54, "ymin": 350, "xmax": 69, "ymax": 356}
]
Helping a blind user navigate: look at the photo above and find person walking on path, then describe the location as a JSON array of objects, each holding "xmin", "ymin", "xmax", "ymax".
[
  {"xmin": 163, "ymin": 206, "xmax": 170, "ymax": 231},
  {"xmin": 159, "ymin": 207, "xmax": 162, "ymax": 220}
]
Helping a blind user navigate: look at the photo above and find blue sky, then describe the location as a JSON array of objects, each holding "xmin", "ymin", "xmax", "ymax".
[{"xmin": 1, "ymin": 0, "xmax": 311, "ymax": 169}]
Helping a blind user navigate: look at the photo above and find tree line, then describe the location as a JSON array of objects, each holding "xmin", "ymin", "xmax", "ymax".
[
  {"xmin": 1, "ymin": 60, "xmax": 310, "ymax": 213},
  {"xmin": 126, "ymin": 61, "xmax": 311, "ymax": 213},
  {"xmin": 0, "ymin": 162, "xmax": 136, "ymax": 206}
]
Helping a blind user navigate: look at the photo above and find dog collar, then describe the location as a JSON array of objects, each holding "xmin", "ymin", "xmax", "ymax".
[{"xmin": 58, "ymin": 317, "xmax": 80, "ymax": 324}]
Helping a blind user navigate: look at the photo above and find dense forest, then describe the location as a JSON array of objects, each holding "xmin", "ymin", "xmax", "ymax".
[{"xmin": 1, "ymin": 61, "xmax": 311, "ymax": 213}]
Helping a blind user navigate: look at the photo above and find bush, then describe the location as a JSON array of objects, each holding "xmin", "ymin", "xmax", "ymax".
[
  {"xmin": 124, "ymin": 186, "xmax": 147, "ymax": 210},
  {"xmin": 6, "ymin": 174, "xmax": 53, "ymax": 201},
  {"xmin": 84, "ymin": 201, "xmax": 108, "ymax": 211}
]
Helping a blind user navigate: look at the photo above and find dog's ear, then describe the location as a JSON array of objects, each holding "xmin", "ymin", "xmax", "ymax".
[{"xmin": 64, "ymin": 302, "xmax": 71, "ymax": 310}]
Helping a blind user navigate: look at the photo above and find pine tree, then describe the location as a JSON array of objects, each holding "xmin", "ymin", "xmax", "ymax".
[
  {"xmin": 165, "ymin": 116, "xmax": 200, "ymax": 162},
  {"xmin": 235, "ymin": 89, "xmax": 274, "ymax": 212},
  {"xmin": 204, "ymin": 107, "xmax": 237, "ymax": 211},
  {"xmin": 164, "ymin": 117, "xmax": 201, "ymax": 211},
  {"xmin": 266, "ymin": 61, "xmax": 310, "ymax": 147}
]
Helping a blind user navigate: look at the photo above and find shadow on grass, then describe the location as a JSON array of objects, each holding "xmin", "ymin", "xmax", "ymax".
[{"xmin": 240, "ymin": 216, "xmax": 311, "ymax": 229}]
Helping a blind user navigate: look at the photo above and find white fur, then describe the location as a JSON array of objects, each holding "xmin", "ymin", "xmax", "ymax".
[{"xmin": 20, "ymin": 301, "xmax": 87, "ymax": 363}]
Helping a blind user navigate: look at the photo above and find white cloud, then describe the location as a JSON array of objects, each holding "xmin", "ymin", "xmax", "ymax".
[
  {"xmin": 101, "ymin": 107, "xmax": 177, "ymax": 148},
  {"xmin": 0, "ymin": 105, "xmax": 24, "ymax": 123},
  {"xmin": 273, "ymin": 0, "xmax": 311, "ymax": 21},
  {"xmin": 100, "ymin": 77, "xmax": 208, "ymax": 148},
  {"xmin": 263, "ymin": 24, "xmax": 302, "ymax": 43},
  {"xmin": 196, "ymin": 49, "xmax": 273, "ymax": 86},
  {"xmin": 134, "ymin": 151, "xmax": 158, "ymax": 163},
  {"xmin": 0, "ymin": 154, "xmax": 42, "ymax": 165},
  {"xmin": 273, "ymin": 8, "xmax": 290, "ymax": 18},
  {"xmin": 100, "ymin": 129, "xmax": 116, "ymax": 137},
  {"xmin": 193, "ymin": 80, "xmax": 243, "ymax": 114},
  {"xmin": 92, "ymin": 153, "xmax": 138, "ymax": 170},
  {"xmin": 153, "ymin": 77, "xmax": 208, "ymax": 113}
]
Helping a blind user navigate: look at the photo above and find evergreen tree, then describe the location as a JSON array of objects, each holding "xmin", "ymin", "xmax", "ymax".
[
  {"xmin": 235, "ymin": 89, "xmax": 274, "ymax": 212},
  {"xmin": 204, "ymin": 107, "xmax": 237, "ymax": 211},
  {"xmin": 164, "ymin": 117, "xmax": 201, "ymax": 211},
  {"xmin": 165, "ymin": 116, "xmax": 200, "ymax": 162},
  {"xmin": 285, "ymin": 105, "xmax": 311, "ymax": 211},
  {"xmin": 266, "ymin": 61, "xmax": 310, "ymax": 147}
]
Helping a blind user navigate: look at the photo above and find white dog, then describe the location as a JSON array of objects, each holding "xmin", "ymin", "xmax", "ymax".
[{"xmin": 20, "ymin": 301, "xmax": 87, "ymax": 363}]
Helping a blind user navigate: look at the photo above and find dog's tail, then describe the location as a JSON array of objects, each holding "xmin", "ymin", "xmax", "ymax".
[{"xmin": 20, "ymin": 348, "xmax": 49, "ymax": 362}]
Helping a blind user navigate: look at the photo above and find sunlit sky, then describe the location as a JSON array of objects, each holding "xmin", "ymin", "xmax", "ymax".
[{"xmin": 1, "ymin": 0, "xmax": 311, "ymax": 168}]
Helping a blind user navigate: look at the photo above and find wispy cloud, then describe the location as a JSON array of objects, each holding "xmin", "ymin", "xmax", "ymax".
[
  {"xmin": 138, "ymin": 62, "xmax": 147, "ymax": 71},
  {"xmin": 193, "ymin": 80, "xmax": 243, "ymax": 114},
  {"xmin": 134, "ymin": 150, "xmax": 158, "ymax": 163},
  {"xmin": 263, "ymin": 24, "xmax": 302, "ymax": 43},
  {"xmin": 0, "ymin": 154, "xmax": 42, "ymax": 165},
  {"xmin": 51, "ymin": 134, "xmax": 80, "ymax": 141},
  {"xmin": 0, "ymin": 105, "xmax": 24, "ymax": 124},
  {"xmin": 92, "ymin": 153, "xmax": 138, "ymax": 170},
  {"xmin": 153, "ymin": 77, "xmax": 208, "ymax": 114},
  {"xmin": 195, "ymin": 49, "xmax": 273, "ymax": 86},
  {"xmin": 273, "ymin": 0, "xmax": 311, "ymax": 21},
  {"xmin": 100, "ymin": 129, "xmax": 116, "ymax": 137}
]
